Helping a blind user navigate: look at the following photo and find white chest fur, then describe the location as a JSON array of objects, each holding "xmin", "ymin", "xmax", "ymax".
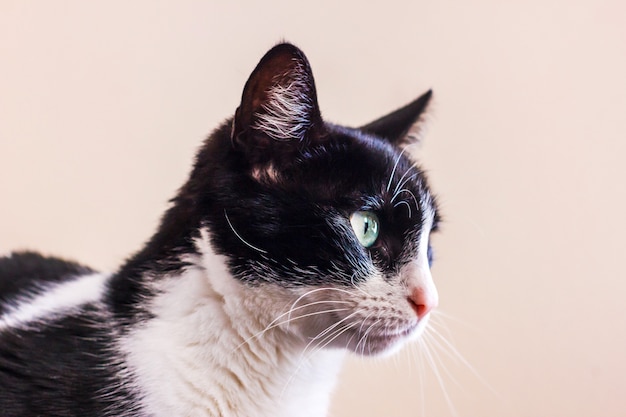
[{"xmin": 120, "ymin": 236, "xmax": 345, "ymax": 417}]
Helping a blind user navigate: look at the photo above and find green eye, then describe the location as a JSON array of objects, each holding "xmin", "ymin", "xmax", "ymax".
[{"xmin": 350, "ymin": 211, "xmax": 380, "ymax": 248}]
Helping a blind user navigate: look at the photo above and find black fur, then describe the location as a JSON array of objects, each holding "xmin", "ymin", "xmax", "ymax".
[
  {"xmin": 0, "ymin": 312, "xmax": 136, "ymax": 417},
  {"xmin": 0, "ymin": 42, "xmax": 438, "ymax": 415},
  {"xmin": 0, "ymin": 255, "xmax": 136, "ymax": 416},
  {"xmin": 0, "ymin": 252, "xmax": 93, "ymax": 315}
]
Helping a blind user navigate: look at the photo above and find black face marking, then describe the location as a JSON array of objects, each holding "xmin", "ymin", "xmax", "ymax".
[{"xmin": 161, "ymin": 122, "xmax": 438, "ymax": 289}]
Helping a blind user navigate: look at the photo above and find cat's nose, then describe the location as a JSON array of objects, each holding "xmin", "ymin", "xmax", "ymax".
[
  {"xmin": 401, "ymin": 260, "xmax": 438, "ymax": 320},
  {"xmin": 406, "ymin": 268, "xmax": 438, "ymax": 320},
  {"xmin": 407, "ymin": 286, "xmax": 438, "ymax": 320}
]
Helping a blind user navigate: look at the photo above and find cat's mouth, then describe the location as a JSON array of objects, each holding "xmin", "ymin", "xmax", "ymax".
[{"xmin": 347, "ymin": 323, "xmax": 420, "ymax": 356}]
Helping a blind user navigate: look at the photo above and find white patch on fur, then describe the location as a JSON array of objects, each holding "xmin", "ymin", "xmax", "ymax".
[
  {"xmin": 253, "ymin": 63, "xmax": 313, "ymax": 141},
  {"xmin": 121, "ymin": 228, "xmax": 344, "ymax": 417},
  {"xmin": 0, "ymin": 272, "xmax": 109, "ymax": 329}
]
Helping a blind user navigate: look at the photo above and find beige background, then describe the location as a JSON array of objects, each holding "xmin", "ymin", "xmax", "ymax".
[{"xmin": 1, "ymin": 1, "xmax": 625, "ymax": 416}]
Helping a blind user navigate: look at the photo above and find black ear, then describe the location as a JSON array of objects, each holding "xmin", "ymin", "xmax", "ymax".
[
  {"xmin": 360, "ymin": 90, "xmax": 432, "ymax": 146},
  {"xmin": 232, "ymin": 43, "xmax": 324, "ymax": 163}
]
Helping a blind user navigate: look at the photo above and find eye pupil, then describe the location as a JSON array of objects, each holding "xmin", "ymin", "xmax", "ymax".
[{"xmin": 350, "ymin": 211, "xmax": 380, "ymax": 248}]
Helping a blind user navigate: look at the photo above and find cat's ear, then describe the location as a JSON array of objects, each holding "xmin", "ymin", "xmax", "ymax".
[
  {"xmin": 231, "ymin": 43, "xmax": 324, "ymax": 163},
  {"xmin": 360, "ymin": 90, "xmax": 432, "ymax": 147}
]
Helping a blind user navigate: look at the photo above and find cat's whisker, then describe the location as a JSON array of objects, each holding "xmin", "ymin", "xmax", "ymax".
[
  {"xmin": 355, "ymin": 318, "xmax": 382, "ymax": 355},
  {"xmin": 419, "ymin": 332, "xmax": 460, "ymax": 417},
  {"xmin": 281, "ymin": 313, "xmax": 360, "ymax": 398},
  {"xmin": 280, "ymin": 322, "xmax": 358, "ymax": 400},
  {"xmin": 431, "ymin": 309, "xmax": 480, "ymax": 333},
  {"xmin": 311, "ymin": 319, "xmax": 359, "ymax": 356},
  {"xmin": 361, "ymin": 304, "xmax": 391, "ymax": 356},
  {"xmin": 290, "ymin": 322, "xmax": 360, "ymax": 395},
  {"xmin": 234, "ymin": 284, "xmax": 367, "ymax": 353},
  {"xmin": 421, "ymin": 329, "xmax": 467, "ymax": 395},
  {"xmin": 349, "ymin": 273, "xmax": 374, "ymax": 298},
  {"xmin": 231, "ymin": 306, "xmax": 351, "ymax": 354},
  {"xmin": 223, "ymin": 209, "xmax": 268, "ymax": 254},
  {"xmin": 391, "ymin": 188, "xmax": 420, "ymax": 213},
  {"xmin": 286, "ymin": 287, "xmax": 355, "ymax": 323},
  {"xmin": 282, "ymin": 300, "xmax": 353, "ymax": 332},
  {"xmin": 357, "ymin": 311, "xmax": 377, "ymax": 335},
  {"xmin": 426, "ymin": 323, "xmax": 500, "ymax": 397},
  {"xmin": 427, "ymin": 313, "xmax": 459, "ymax": 356},
  {"xmin": 414, "ymin": 341, "xmax": 427, "ymax": 417},
  {"xmin": 392, "ymin": 163, "xmax": 419, "ymax": 198},
  {"xmin": 308, "ymin": 312, "xmax": 359, "ymax": 346},
  {"xmin": 429, "ymin": 310, "xmax": 454, "ymax": 330},
  {"xmin": 386, "ymin": 146, "xmax": 409, "ymax": 193},
  {"xmin": 299, "ymin": 313, "xmax": 363, "ymax": 372},
  {"xmin": 265, "ymin": 298, "xmax": 345, "ymax": 334},
  {"xmin": 393, "ymin": 200, "xmax": 413, "ymax": 218}
]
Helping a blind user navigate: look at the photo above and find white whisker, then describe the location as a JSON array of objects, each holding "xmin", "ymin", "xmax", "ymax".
[
  {"xmin": 280, "ymin": 313, "xmax": 360, "ymax": 398},
  {"xmin": 231, "ymin": 305, "xmax": 350, "ymax": 354},
  {"xmin": 422, "ymin": 330, "xmax": 467, "ymax": 394},
  {"xmin": 357, "ymin": 312, "xmax": 375, "ymax": 335},
  {"xmin": 393, "ymin": 200, "xmax": 413, "ymax": 218},
  {"xmin": 286, "ymin": 287, "xmax": 346, "ymax": 322},
  {"xmin": 350, "ymin": 273, "xmax": 374, "ymax": 298},
  {"xmin": 392, "ymin": 163, "xmax": 419, "ymax": 197},
  {"xmin": 224, "ymin": 209, "xmax": 267, "ymax": 254},
  {"xmin": 416, "ymin": 342, "xmax": 427, "ymax": 417},
  {"xmin": 391, "ymin": 188, "xmax": 420, "ymax": 211},
  {"xmin": 356, "ymin": 318, "xmax": 382, "ymax": 355},
  {"xmin": 420, "ymin": 334, "xmax": 460, "ymax": 417},
  {"xmin": 432, "ymin": 309, "xmax": 479, "ymax": 332},
  {"xmin": 427, "ymin": 325, "xmax": 501, "ymax": 398},
  {"xmin": 312, "ymin": 318, "xmax": 358, "ymax": 353},
  {"xmin": 386, "ymin": 146, "xmax": 409, "ymax": 193}
]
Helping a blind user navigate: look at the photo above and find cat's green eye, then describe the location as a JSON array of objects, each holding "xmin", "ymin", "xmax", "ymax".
[{"xmin": 350, "ymin": 211, "xmax": 380, "ymax": 248}]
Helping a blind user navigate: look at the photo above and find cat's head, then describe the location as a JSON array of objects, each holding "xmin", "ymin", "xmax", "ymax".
[{"xmin": 191, "ymin": 43, "xmax": 439, "ymax": 356}]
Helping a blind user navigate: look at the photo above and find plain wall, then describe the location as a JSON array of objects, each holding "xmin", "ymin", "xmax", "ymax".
[{"xmin": 1, "ymin": 1, "xmax": 625, "ymax": 416}]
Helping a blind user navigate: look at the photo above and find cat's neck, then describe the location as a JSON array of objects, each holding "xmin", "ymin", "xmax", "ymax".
[{"xmin": 119, "ymin": 230, "xmax": 345, "ymax": 417}]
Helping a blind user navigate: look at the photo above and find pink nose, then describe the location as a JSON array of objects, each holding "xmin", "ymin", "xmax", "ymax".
[{"xmin": 407, "ymin": 287, "xmax": 438, "ymax": 320}]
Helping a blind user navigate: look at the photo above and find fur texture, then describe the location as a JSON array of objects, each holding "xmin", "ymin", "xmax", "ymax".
[{"xmin": 0, "ymin": 43, "xmax": 440, "ymax": 417}]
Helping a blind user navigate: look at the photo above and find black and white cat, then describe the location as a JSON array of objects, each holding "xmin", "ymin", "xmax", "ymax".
[{"xmin": 0, "ymin": 43, "xmax": 440, "ymax": 417}]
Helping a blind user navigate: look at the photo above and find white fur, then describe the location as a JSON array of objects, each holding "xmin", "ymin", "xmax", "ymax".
[
  {"xmin": 121, "ymin": 229, "xmax": 345, "ymax": 417},
  {"xmin": 0, "ymin": 272, "xmax": 109, "ymax": 329}
]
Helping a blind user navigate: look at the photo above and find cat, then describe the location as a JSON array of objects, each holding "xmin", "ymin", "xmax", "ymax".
[{"xmin": 0, "ymin": 42, "xmax": 440, "ymax": 417}]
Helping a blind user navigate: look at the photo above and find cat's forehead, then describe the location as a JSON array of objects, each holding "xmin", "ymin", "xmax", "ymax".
[
  {"xmin": 289, "ymin": 123, "xmax": 438, "ymax": 226},
  {"xmin": 325, "ymin": 124, "xmax": 429, "ymax": 195}
]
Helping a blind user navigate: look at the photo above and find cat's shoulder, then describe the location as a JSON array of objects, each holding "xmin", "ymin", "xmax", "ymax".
[{"xmin": 0, "ymin": 251, "xmax": 95, "ymax": 313}]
